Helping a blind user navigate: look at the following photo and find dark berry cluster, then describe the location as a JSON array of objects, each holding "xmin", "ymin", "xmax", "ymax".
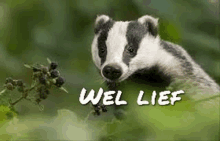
[
  {"xmin": 93, "ymin": 103, "xmax": 107, "ymax": 116},
  {"xmin": 35, "ymin": 86, "xmax": 50, "ymax": 103},
  {"xmin": 32, "ymin": 61, "xmax": 66, "ymax": 102},
  {"xmin": 1, "ymin": 58, "xmax": 68, "ymax": 109},
  {"xmin": 4, "ymin": 77, "xmax": 25, "ymax": 93},
  {"xmin": 33, "ymin": 62, "xmax": 65, "ymax": 88}
]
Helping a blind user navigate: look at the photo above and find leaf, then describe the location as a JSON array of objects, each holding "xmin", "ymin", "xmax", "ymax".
[
  {"xmin": 31, "ymin": 80, "xmax": 36, "ymax": 87},
  {"xmin": 24, "ymin": 64, "xmax": 32, "ymax": 69},
  {"xmin": 0, "ymin": 105, "xmax": 17, "ymax": 125},
  {"xmin": 47, "ymin": 58, "xmax": 51, "ymax": 64},
  {"xmin": 0, "ymin": 89, "xmax": 6, "ymax": 96},
  {"xmin": 60, "ymin": 87, "xmax": 68, "ymax": 93}
]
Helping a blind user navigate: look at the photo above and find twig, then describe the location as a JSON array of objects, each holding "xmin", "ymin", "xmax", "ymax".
[
  {"xmin": 9, "ymin": 96, "xmax": 24, "ymax": 107},
  {"xmin": 9, "ymin": 84, "xmax": 37, "ymax": 108},
  {"xmin": 83, "ymin": 110, "xmax": 94, "ymax": 123}
]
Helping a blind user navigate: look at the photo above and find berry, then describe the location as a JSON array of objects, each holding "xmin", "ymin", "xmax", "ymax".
[
  {"xmin": 17, "ymin": 86, "xmax": 24, "ymax": 93},
  {"xmin": 5, "ymin": 77, "xmax": 13, "ymax": 84},
  {"xmin": 12, "ymin": 80, "xmax": 17, "ymax": 86},
  {"xmin": 41, "ymin": 66, "xmax": 48, "ymax": 74},
  {"xmin": 6, "ymin": 83, "xmax": 14, "ymax": 90},
  {"xmin": 101, "ymin": 105, "xmax": 107, "ymax": 112},
  {"xmin": 55, "ymin": 77, "xmax": 65, "ymax": 87},
  {"xmin": 17, "ymin": 80, "xmax": 23, "ymax": 86},
  {"xmin": 39, "ymin": 75, "xmax": 46, "ymax": 84},
  {"xmin": 50, "ymin": 70, "xmax": 59, "ymax": 78},
  {"xmin": 50, "ymin": 62, "xmax": 58, "ymax": 70},
  {"xmin": 36, "ymin": 98, "xmax": 41, "ymax": 104},
  {"xmin": 94, "ymin": 106, "xmax": 100, "ymax": 110},
  {"xmin": 39, "ymin": 92, "xmax": 48, "ymax": 99},
  {"xmin": 33, "ymin": 72, "xmax": 39, "ymax": 79},
  {"xmin": 93, "ymin": 104, "xmax": 102, "ymax": 115},
  {"xmin": 93, "ymin": 103, "xmax": 100, "ymax": 108},
  {"xmin": 33, "ymin": 67, "xmax": 41, "ymax": 72},
  {"xmin": 38, "ymin": 86, "xmax": 49, "ymax": 99},
  {"xmin": 37, "ymin": 86, "xmax": 49, "ymax": 95},
  {"xmin": 94, "ymin": 106, "xmax": 101, "ymax": 116},
  {"xmin": 95, "ymin": 110, "xmax": 101, "ymax": 116}
]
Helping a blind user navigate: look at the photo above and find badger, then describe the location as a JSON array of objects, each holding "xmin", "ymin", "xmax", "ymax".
[{"xmin": 91, "ymin": 15, "xmax": 220, "ymax": 104}]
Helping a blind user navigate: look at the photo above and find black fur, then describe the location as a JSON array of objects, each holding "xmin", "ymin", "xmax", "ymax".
[
  {"xmin": 123, "ymin": 21, "xmax": 148, "ymax": 66},
  {"xmin": 94, "ymin": 18, "xmax": 105, "ymax": 34},
  {"xmin": 105, "ymin": 65, "xmax": 172, "ymax": 91},
  {"xmin": 127, "ymin": 65, "xmax": 172, "ymax": 88},
  {"xmin": 97, "ymin": 20, "xmax": 114, "ymax": 65},
  {"xmin": 143, "ymin": 19, "xmax": 158, "ymax": 37}
]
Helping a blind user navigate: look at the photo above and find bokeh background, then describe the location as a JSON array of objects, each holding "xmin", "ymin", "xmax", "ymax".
[{"xmin": 0, "ymin": 0, "xmax": 219, "ymax": 140}]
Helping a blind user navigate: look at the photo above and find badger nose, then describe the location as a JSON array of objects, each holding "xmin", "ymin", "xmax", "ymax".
[{"xmin": 102, "ymin": 65, "xmax": 122, "ymax": 81}]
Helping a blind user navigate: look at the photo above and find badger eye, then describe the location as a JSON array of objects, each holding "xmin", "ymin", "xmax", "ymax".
[
  {"xmin": 99, "ymin": 48, "xmax": 106, "ymax": 57},
  {"xmin": 100, "ymin": 48, "xmax": 105, "ymax": 53},
  {"xmin": 128, "ymin": 47, "xmax": 134, "ymax": 53},
  {"xmin": 126, "ymin": 45, "xmax": 135, "ymax": 54}
]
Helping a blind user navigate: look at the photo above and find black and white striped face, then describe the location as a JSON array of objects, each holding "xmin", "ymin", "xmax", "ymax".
[{"xmin": 91, "ymin": 15, "xmax": 160, "ymax": 82}]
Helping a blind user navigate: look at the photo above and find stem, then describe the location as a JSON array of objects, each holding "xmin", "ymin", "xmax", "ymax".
[
  {"xmin": 26, "ymin": 85, "xmax": 36, "ymax": 93},
  {"xmin": 9, "ymin": 96, "xmax": 24, "ymax": 107},
  {"xmin": 9, "ymin": 84, "xmax": 38, "ymax": 108},
  {"xmin": 83, "ymin": 110, "xmax": 94, "ymax": 123}
]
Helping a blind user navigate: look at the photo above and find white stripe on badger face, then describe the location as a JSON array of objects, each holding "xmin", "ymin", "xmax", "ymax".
[
  {"xmin": 101, "ymin": 21, "xmax": 130, "ymax": 80},
  {"xmin": 131, "ymin": 34, "xmax": 160, "ymax": 68},
  {"xmin": 91, "ymin": 34, "xmax": 101, "ymax": 69},
  {"xmin": 119, "ymin": 34, "xmax": 161, "ymax": 81}
]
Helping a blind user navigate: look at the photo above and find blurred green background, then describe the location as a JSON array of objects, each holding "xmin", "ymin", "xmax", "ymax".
[{"xmin": 0, "ymin": 0, "xmax": 219, "ymax": 140}]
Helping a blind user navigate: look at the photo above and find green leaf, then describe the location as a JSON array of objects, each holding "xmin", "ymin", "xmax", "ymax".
[
  {"xmin": 60, "ymin": 87, "xmax": 68, "ymax": 93},
  {"xmin": 24, "ymin": 64, "xmax": 32, "ymax": 69},
  {"xmin": 0, "ymin": 89, "xmax": 6, "ymax": 96},
  {"xmin": 47, "ymin": 58, "xmax": 51, "ymax": 64},
  {"xmin": 0, "ymin": 105, "xmax": 17, "ymax": 125}
]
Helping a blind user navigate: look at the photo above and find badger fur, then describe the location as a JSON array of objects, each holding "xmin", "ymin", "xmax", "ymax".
[{"xmin": 91, "ymin": 15, "xmax": 220, "ymax": 100}]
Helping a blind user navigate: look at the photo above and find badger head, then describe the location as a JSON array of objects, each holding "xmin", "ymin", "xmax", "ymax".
[{"xmin": 91, "ymin": 15, "xmax": 161, "ymax": 82}]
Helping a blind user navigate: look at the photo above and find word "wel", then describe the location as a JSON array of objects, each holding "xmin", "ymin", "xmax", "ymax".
[{"xmin": 79, "ymin": 88, "xmax": 127, "ymax": 105}]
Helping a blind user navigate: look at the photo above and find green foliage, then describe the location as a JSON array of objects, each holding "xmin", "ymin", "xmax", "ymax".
[
  {"xmin": 0, "ymin": 0, "xmax": 219, "ymax": 140},
  {"xmin": 0, "ymin": 105, "xmax": 17, "ymax": 140},
  {"xmin": 0, "ymin": 105, "xmax": 16, "ymax": 125},
  {"xmin": 159, "ymin": 20, "xmax": 181, "ymax": 43}
]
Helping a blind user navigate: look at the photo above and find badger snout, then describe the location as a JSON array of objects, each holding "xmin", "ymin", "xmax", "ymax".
[{"xmin": 102, "ymin": 64, "xmax": 122, "ymax": 81}]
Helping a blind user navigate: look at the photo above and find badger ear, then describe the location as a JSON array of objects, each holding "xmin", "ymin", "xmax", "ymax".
[
  {"xmin": 138, "ymin": 15, "xmax": 159, "ymax": 37},
  {"xmin": 94, "ymin": 15, "xmax": 111, "ymax": 34}
]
